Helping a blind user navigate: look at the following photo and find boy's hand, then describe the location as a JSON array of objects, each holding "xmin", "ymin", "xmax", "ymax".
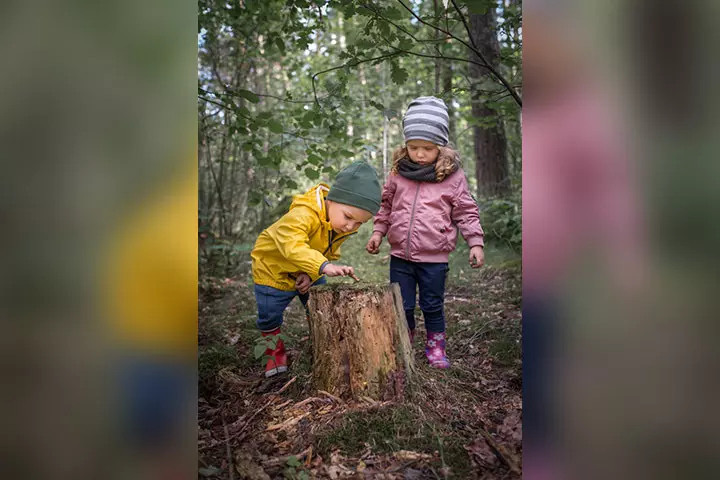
[
  {"xmin": 469, "ymin": 246, "xmax": 485, "ymax": 268},
  {"xmin": 366, "ymin": 232, "xmax": 383, "ymax": 254},
  {"xmin": 321, "ymin": 263, "xmax": 360, "ymax": 282},
  {"xmin": 295, "ymin": 273, "xmax": 312, "ymax": 294}
]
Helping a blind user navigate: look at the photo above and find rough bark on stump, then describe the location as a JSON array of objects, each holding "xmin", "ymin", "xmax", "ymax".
[{"xmin": 306, "ymin": 283, "xmax": 415, "ymax": 401}]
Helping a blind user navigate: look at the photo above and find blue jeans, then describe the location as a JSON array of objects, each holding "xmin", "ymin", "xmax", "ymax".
[
  {"xmin": 118, "ymin": 355, "xmax": 194, "ymax": 448},
  {"xmin": 390, "ymin": 255, "xmax": 448, "ymax": 333},
  {"xmin": 523, "ymin": 294, "xmax": 557, "ymax": 446},
  {"xmin": 255, "ymin": 277, "xmax": 326, "ymax": 331}
]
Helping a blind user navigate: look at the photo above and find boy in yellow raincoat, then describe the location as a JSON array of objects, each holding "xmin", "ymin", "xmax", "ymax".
[
  {"xmin": 105, "ymin": 157, "xmax": 196, "ymax": 478},
  {"xmin": 251, "ymin": 161, "xmax": 381, "ymax": 376}
]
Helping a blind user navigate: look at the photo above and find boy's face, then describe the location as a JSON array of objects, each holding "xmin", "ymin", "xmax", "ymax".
[
  {"xmin": 326, "ymin": 200, "xmax": 373, "ymax": 234},
  {"xmin": 406, "ymin": 139, "xmax": 440, "ymax": 165}
]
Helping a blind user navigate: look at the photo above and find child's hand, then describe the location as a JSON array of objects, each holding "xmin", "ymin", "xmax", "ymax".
[
  {"xmin": 366, "ymin": 232, "xmax": 383, "ymax": 254},
  {"xmin": 321, "ymin": 263, "xmax": 360, "ymax": 281},
  {"xmin": 469, "ymin": 246, "xmax": 485, "ymax": 268},
  {"xmin": 295, "ymin": 273, "xmax": 312, "ymax": 294}
]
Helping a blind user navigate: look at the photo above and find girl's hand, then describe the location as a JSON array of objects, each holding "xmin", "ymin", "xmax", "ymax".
[
  {"xmin": 321, "ymin": 263, "xmax": 360, "ymax": 281},
  {"xmin": 366, "ymin": 232, "xmax": 383, "ymax": 254},
  {"xmin": 295, "ymin": 273, "xmax": 312, "ymax": 294},
  {"xmin": 469, "ymin": 246, "xmax": 485, "ymax": 268}
]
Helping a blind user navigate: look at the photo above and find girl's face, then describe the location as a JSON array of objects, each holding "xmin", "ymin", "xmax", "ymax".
[
  {"xmin": 326, "ymin": 200, "xmax": 373, "ymax": 234},
  {"xmin": 406, "ymin": 139, "xmax": 440, "ymax": 165}
]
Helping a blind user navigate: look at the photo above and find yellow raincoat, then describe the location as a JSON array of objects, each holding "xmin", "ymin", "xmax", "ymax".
[
  {"xmin": 106, "ymin": 162, "xmax": 197, "ymax": 356},
  {"xmin": 251, "ymin": 183, "xmax": 356, "ymax": 291}
]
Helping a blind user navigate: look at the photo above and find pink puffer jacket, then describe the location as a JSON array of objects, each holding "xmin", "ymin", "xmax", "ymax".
[{"xmin": 373, "ymin": 168, "xmax": 484, "ymax": 263}]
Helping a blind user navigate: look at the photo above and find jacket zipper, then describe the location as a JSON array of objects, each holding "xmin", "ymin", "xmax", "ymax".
[
  {"xmin": 323, "ymin": 230, "xmax": 357, "ymax": 256},
  {"xmin": 405, "ymin": 183, "xmax": 421, "ymax": 260}
]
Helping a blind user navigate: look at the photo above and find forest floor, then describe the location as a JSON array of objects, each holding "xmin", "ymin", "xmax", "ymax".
[{"xmin": 198, "ymin": 223, "xmax": 522, "ymax": 479}]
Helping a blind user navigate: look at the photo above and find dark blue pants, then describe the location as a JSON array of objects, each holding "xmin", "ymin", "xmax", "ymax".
[
  {"xmin": 523, "ymin": 293, "xmax": 557, "ymax": 446},
  {"xmin": 255, "ymin": 277, "xmax": 326, "ymax": 331},
  {"xmin": 118, "ymin": 354, "xmax": 194, "ymax": 448},
  {"xmin": 390, "ymin": 255, "xmax": 448, "ymax": 333}
]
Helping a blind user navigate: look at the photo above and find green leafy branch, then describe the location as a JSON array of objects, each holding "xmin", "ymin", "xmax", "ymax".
[
  {"xmin": 396, "ymin": 0, "xmax": 522, "ymax": 106},
  {"xmin": 310, "ymin": 51, "xmax": 403, "ymax": 107},
  {"xmin": 253, "ymin": 333, "xmax": 291, "ymax": 363}
]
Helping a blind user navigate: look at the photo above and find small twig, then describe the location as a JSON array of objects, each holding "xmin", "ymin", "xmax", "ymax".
[
  {"xmin": 359, "ymin": 4, "xmax": 423, "ymax": 43},
  {"xmin": 274, "ymin": 375, "xmax": 297, "ymax": 395},
  {"xmin": 230, "ymin": 397, "xmax": 276, "ymax": 441},
  {"xmin": 266, "ymin": 412, "xmax": 310, "ymax": 431},
  {"xmin": 386, "ymin": 460, "xmax": 418, "ymax": 473},
  {"xmin": 222, "ymin": 416, "xmax": 235, "ymax": 480},
  {"xmin": 311, "ymin": 52, "xmax": 402, "ymax": 106},
  {"xmin": 318, "ymin": 389, "xmax": 343, "ymax": 403},
  {"xmin": 389, "ymin": 47, "xmax": 490, "ymax": 69},
  {"xmin": 199, "ymin": 95, "xmax": 235, "ymax": 112},
  {"xmin": 397, "ymin": 0, "xmax": 478, "ymax": 58},
  {"xmin": 294, "ymin": 396, "xmax": 322, "ymax": 408},
  {"xmin": 304, "ymin": 445, "xmax": 313, "ymax": 467},
  {"xmin": 478, "ymin": 429, "xmax": 521, "ymax": 475},
  {"xmin": 275, "ymin": 399, "xmax": 293, "ymax": 409},
  {"xmin": 200, "ymin": 86, "xmax": 318, "ymax": 104}
]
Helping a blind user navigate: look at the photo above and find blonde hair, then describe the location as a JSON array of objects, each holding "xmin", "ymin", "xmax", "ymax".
[{"xmin": 390, "ymin": 144, "xmax": 460, "ymax": 182}]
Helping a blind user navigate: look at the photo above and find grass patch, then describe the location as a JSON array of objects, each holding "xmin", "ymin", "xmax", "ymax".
[
  {"xmin": 315, "ymin": 405, "xmax": 471, "ymax": 476},
  {"xmin": 199, "ymin": 344, "xmax": 242, "ymax": 394},
  {"xmin": 489, "ymin": 334, "xmax": 521, "ymax": 367}
]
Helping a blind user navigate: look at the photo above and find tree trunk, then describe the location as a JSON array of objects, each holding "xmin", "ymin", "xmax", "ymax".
[
  {"xmin": 469, "ymin": 8, "xmax": 510, "ymax": 197},
  {"xmin": 382, "ymin": 115, "xmax": 388, "ymax": 180},
  {"xmin": 442, "ymin": 8, "xmax": 455, "ymax": 144},
  {"xmin": 444, "ymin": 64, "xmax": 455, "ymax": 144},
  {"xmin": 433, "ymin": 0, "xmax": 441, "ymax": 95},
  {"xmin": 306, "ymin": 283, "xmax": 415, "ymax": 400}
]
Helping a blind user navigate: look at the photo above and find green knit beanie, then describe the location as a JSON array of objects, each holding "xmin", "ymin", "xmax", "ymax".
[{"xmin": 327, "ymin": 161, "xmax": 382, "ymax": 215}]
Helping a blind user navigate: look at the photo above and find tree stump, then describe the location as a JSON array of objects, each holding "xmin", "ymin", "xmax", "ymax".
[{"xmin": 306, "ymin": 283, "xmax": 415, "ymax": 401}]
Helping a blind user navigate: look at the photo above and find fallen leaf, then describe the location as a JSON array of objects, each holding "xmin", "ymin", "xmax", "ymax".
[
  {"xmin": 235, "ymin": 452, "xmax": 270, "ymax": 480},
  {"xmin": 466, "ymin": 437, "xmax": 499, "ymax": 468},
  {"xmin": 198, "ymin": 466, "xmax": 221, "ymax": 477},
  {"xmin": 497, "ymin": 411, "xmax": 522, "ymax": 445},
  {"xmin": 404, "ymin": 468, "xmax": 423, "ymax": 480},
  {"xmin": 330, "ymin": 450, "xmax": 343, "ymax": 465},
  {"xmin": 394, "ymin": 450, "xmax": 432, "ymax": 461}
]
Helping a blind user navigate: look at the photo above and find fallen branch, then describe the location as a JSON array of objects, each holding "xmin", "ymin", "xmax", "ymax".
[
  {"xmin": 266, "ymin": 412, "xmax": 311, "ymax": 432},
  {"xmin": 478, "ymin": 429, "xmax": 521, "ymax": 475},
  {"xmin": 230, "ymin": 397, "xmax": 277, "ymax": 441},
  {"xmin": 294, "ymin": 396, "xmax": 322, "ymax": 408},
  {"xmin": 273, "ymin": 376, "xmax": 297, "ymax": 395},
  {"xmin": 318, "ymin": 389, "xmax": 343, "ymax": 403},
  {"xmin": 222, "ymin": 416, "xmax": 235, "ymax": 480}
]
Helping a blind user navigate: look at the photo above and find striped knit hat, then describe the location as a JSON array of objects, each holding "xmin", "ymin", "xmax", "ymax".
[{"xmin": 402, "ymin": 96, "xmax": 449, "ymax": 147}]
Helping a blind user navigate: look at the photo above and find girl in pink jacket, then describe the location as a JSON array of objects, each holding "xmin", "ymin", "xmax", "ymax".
[{"xmin": 366, "ymin": 96, "xmax": 485, "ymax": 368}]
